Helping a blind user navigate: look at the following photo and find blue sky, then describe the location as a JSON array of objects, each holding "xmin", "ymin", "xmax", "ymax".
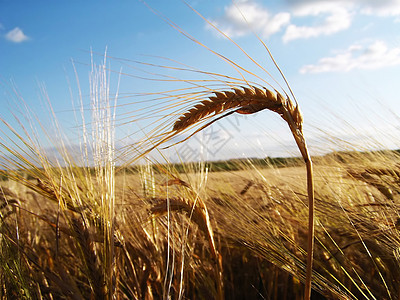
[{"xmin": 1, "ymin": 0, "xmax": 400, "ymax": 162}]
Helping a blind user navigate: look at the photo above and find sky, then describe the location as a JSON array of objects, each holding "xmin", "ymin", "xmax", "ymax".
[{"xmin": 1, "ymin": 0, "xmax": 400, "ymax": 162}]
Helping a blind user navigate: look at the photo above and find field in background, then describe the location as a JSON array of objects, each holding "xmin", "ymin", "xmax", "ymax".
[{"xmin": 1, "ymin": 150, "xmax": 400, "ymax": 299}]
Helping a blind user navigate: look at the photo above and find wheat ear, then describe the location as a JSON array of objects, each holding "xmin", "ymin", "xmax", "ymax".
[
  {"xmin": 172, "ymin": 84, "xmax": 314, "ymax": 299},
  {"xmin": 173, "ymin": 86, "xmax": 301, "ymax": 131}
]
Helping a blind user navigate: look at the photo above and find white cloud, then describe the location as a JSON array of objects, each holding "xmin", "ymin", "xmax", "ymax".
[
  {"xmin": 283, "ymin": 2, "xmax": 353, "ymax": 42},
  {"xmin": 209, "ymin": 0, "xmax": 400, "ymax": 43},
  {"xmin": 281, "ymin": 0, "xmax": 400, "ymax": 42},
  {"xmin": 286, "ymin": 0, "xmax": 400, "ymax": 16},
  {"xmin": 299, "ymin": 40, "xmax": 400, "ymax": 73},
  {"xmin": 209, "ymin": 1, "xmax": 290, "ymax": 38},
  {"xmin": 360, "ymin": 0, "xmax": 400, "ymax": 16},
  {"xmin": 5, "ymin": 27, "xmax": 29, "ymax": 43}
]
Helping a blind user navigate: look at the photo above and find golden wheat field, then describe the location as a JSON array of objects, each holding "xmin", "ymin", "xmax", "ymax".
[
  {"xmin": 1, "ymin": 1, "xmax": 400, "ymax": 300},
  {"xmin": 2, "ymin": 151, "xmax": 400, "ymax": 299}
]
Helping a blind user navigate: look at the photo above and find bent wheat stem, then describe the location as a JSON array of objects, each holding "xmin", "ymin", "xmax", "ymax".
[{"xmin": 170, "ymin": 85, "xmax": 314, "ymax": 299}]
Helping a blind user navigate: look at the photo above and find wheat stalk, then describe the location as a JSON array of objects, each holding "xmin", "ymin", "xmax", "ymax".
[{"xmin": 170, "ymin": 84, "xmax": 315, "ymax": 299}]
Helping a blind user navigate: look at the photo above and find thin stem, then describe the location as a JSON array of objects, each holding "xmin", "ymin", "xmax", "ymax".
[
  {"xmin": 305, "ymin": 155, "xmax": 314, "ymax": 300},
  {"xmin": 284, "ymin": 111, "xmax": 314, "ymax": 300}
]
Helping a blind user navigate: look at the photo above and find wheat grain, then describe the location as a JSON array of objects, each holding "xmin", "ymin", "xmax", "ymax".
[{"xmin": 172, "ymin": 86, "xmax": 303, "ymax": 133}]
